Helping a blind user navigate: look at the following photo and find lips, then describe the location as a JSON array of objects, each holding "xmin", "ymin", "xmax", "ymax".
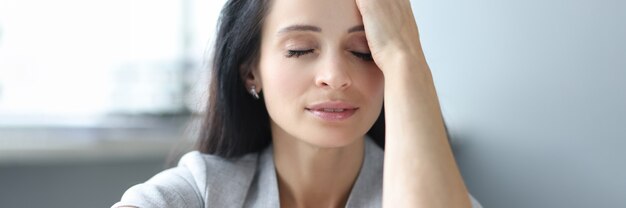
[{"xmin": 305, "ymin": 101, "xmax": 359, "ymax": 121}]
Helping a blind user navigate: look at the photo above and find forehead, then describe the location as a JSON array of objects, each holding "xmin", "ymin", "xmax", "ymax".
[{"xmin": 263, "ymin": 0, "xmax": 363, "ymax": 35}]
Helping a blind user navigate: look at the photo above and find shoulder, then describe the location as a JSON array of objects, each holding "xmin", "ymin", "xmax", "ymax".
[
  {"xmin": 111, "ymin": 151, "xmax": 259, "ymax": 208},
  {"xmin": 177, "ymin": 151, "xmax": 259, "ymax": 190}
]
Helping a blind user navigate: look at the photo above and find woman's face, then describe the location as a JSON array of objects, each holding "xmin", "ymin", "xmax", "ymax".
[{"xmin": 252, "ymin": 0, "xmax": 384, "ymax": 148}]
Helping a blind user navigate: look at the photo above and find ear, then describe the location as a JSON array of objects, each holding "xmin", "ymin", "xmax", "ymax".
[{"xmin": 240, "ymin": 64, "xmax": 262, "ymax": 92}]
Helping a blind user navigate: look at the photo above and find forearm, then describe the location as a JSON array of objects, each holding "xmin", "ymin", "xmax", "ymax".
[{"xmin": 382, "ymin": 54, "xmax": 471, "ymax": 208}]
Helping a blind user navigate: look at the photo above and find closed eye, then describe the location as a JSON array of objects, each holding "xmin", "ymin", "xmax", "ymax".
[
  {"xmin": 351, "ymin": 51, "xmax": 373, "ymax": 61},
  {"xmin": 286, "ymin": 49, "xmax": 314, "ymax": 58},
  {"xmin": 286, "ymin": 49, "xmax": 372, "ymax": 61}
]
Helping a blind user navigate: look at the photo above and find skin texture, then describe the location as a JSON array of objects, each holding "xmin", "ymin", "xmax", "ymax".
[{"xmin": 246, "ymin": 0, "xmax": 471, "ymax": 207}]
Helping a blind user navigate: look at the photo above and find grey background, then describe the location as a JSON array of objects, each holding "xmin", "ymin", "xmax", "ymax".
[
  {"xmin": 411, "ymin": 0, "xmax": 625, "ymax": 207},
  {"xmin": 1, "ymin": 0, "xmax": 625, "ymax": 207},
  {"xmin": 0, "ymin": 158, "xmax": 166, "ymax": 208}
]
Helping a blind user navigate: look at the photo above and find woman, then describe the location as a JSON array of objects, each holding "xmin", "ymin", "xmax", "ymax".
[{"xmin": 113, "ymin": 0, "xmax": 483, "ymax": 207}]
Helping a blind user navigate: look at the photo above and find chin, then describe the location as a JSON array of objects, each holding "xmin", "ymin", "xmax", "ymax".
[{"xmin": 297, "ymin": 130, "xmax": 363, "ymax": 149}]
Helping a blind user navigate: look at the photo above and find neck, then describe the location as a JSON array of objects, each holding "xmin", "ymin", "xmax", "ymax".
[{"xmin": 272, "ymin": 131, "xmax": 365, "ymax": 208}]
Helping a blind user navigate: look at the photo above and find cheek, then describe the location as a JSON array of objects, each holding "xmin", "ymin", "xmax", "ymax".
[
  {"xmin": 265, "ymin": 74, "xmax": 305, "ymax": 104},
  {"xmin": 261, "ymin": 60, "xmax": 309, "ymax": 99},
  {"xmin": 259, "ymin": 57, "xmax": 311, "ymax": 119},
  {"xmin": 359, "ymin": 65, "xmax": 385, "ymax": 102},
  {"xmin": 358, "ymin": 68, "xmax": 385, "ymax": 129}
]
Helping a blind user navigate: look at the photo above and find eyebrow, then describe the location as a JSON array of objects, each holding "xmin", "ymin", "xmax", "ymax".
[
  {"xmin": 278, "ymin": 25, "xmax": 321, "ymax": 33},
  {"xmin": 277, "ymin": 24, "xmax": 365, "ymax": 34}
]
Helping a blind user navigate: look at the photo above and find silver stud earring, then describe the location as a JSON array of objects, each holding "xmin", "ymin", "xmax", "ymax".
[{"xmin": 249, "ymin": 85, "xmax": 260, "ymax": 99}]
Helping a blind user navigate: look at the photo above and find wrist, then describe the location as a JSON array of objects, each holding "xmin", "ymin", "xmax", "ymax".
[{"xmin": 382, "ymin": 53, "xmax": 432, "ymax": 84}]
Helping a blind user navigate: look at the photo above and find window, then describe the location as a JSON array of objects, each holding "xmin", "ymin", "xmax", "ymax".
[
  {"xmin": 0, "ymin": 0, "xmax": 226, "ymax": 162},
  {"xmin": 0, "ymin": 0, "xmax": 225, "ymax": 124}
]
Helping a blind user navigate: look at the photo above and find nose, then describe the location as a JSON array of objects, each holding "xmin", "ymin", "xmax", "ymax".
[{"xmin": 315, "ymin": 54, "xmax": 352, "ymax": 90}]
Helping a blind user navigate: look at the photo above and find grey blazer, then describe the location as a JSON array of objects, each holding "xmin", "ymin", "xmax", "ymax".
[{"xmin": 112, "ymin": 138, "xmax": 483, "ymax": 208}]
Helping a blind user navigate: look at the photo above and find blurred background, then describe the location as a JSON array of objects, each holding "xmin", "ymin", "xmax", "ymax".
[
  {"xmin": 0, "ymin": 0, "xmax": 625, "ymax": 207},
  {"xmin": 0, "ymin": 0, "xmax": 225, "ymax": 207}
]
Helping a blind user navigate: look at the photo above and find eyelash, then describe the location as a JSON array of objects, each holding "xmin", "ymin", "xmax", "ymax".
[
  {"xmin": 352, "ymin": 51, "xmax": 373, "ymax": 61},
  {"xmin": 286, "ymin": 49, "xmax": 314, "ymax": 58},
  {"xmin": 286, "ymin": 49, "xmax": 373, "ymax": 61}
]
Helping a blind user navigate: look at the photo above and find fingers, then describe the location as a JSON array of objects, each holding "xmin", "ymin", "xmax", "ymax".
[{"xmin": 354, "ymin": 0, "xmax": 424, "ymax": 72}]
